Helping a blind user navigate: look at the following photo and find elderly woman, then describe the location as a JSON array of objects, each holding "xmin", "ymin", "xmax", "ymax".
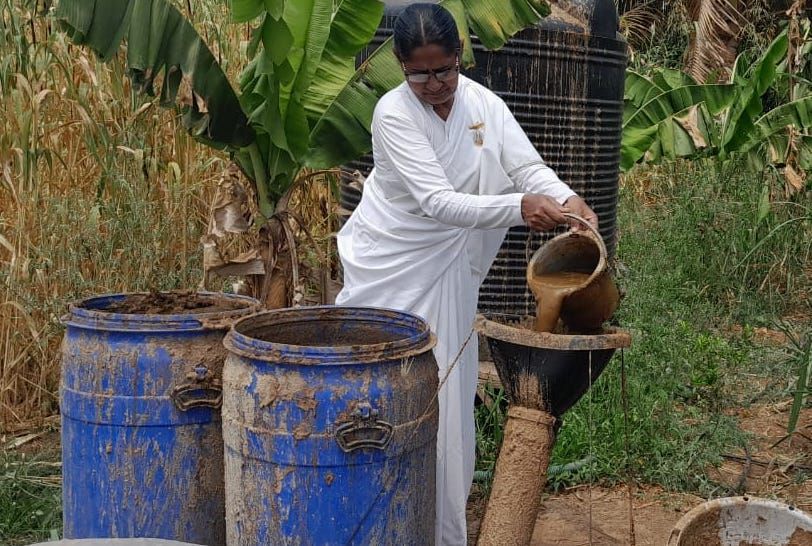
[{"xmin": 336, "ymin": 3, "xmax": 597, "ymax": 544}]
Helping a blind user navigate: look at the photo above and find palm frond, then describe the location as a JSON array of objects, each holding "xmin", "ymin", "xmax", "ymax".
[
  {"xmin": 617, "ymin": 0, "xmax": 661, "ymax": 51},
  {"xmin": 684, "ymin": 0, "xmax": 746, "ymax": 82}
]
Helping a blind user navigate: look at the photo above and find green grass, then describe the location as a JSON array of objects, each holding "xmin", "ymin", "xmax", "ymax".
[
  {"xmin": 0, "ymin": 450, "xmax": 62, "ymax": 545},
  {"xmin": 477, "ymin": 159, "xmax": 811, "ymax": 496}
]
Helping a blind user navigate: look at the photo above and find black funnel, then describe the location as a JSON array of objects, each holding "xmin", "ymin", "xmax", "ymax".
[{"xmin": 478, "ymin": 317, "xmax": 631, "ymax": 416}]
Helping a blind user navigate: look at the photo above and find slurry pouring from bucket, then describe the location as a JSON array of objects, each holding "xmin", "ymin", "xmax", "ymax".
[
  {"xmin": 477, "ymin": 215, "xmax": 630, "ymax": 546},
  {"xmin": 527, "ymin": 213, "xmax": 620, "ymax": 334}
]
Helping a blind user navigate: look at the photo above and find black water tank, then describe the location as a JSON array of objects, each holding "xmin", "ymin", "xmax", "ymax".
[{"xmin": 341, "ymin": 0, "xmax": 627, "ymax": 319}]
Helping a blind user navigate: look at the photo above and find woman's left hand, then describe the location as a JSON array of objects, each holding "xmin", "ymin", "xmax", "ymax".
[{"xmin": 562, "ymin": 196, "xmax": 598, "ymax": 231}]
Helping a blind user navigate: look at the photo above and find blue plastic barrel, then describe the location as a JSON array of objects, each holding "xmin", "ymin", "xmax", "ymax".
[
  {"xmin": 222, "ymin": 306, "xmax": 439, "ymax": 545},
  {"xmin": 60, "ymin": 292, "xmax": 259, "ymax": 545},
  {"xmin": 31, "ymin": 538, "xmax": 205, "ymax": 546}
]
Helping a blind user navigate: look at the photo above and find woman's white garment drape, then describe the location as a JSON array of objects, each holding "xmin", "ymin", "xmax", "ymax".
[{"xmin": 336, "ymin": 75, "xmax": 574, "ymax": 545}]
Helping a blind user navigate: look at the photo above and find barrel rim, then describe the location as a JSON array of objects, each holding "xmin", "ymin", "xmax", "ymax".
[
  {"xmin": 224, "ymin": 306, "xmax": 435, "ymax": 365},
  {"xmin": 63, "ymin": 291, "xmax": 261, "ymax": 333}
]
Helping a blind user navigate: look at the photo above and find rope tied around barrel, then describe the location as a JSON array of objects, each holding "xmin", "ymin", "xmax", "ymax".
[{"xmin": 345, "ymin": 325, "xmax": 477, "ymax": 544}]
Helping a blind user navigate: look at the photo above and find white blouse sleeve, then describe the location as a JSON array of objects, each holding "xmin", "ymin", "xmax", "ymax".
[
  {"xmin": 500, "ymin": 102, "xmax": 577, "ymax": 204},
  {"xmin": 373, "ymin": 112, "xmax": 526, "ymax": 229}
]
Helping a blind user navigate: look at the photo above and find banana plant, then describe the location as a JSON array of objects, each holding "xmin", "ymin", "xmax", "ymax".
[
  {"xmin": 54, "ymin": 0, "xmax": 551, "ymax": 306},
  {"xmin": 621, "ymin": 25, "xmax": 812, "ymax": 189},
  {"xmin": 621, "ymin": 71, "xmax": 734, "ymax": 170}
]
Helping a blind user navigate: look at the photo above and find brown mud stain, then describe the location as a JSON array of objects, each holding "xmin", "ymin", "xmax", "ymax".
[
  {"xmin": 513, "ymin": 370, "xmax": 545, "ymax": 410},
  {"xmin": 478, "ymin": 407, "xmax": 556, "ymax": 546},
  {"xmin": 292, "ymin": 421, "xmax": 312, "ymax": 440},
  {"xmin": 294, "ymin": 387, "xmax": 317, "ymax": 411},
  {"xmin": 789, "ymin": 528, "xmax": 812, "ymax": 546},
  {"xmin": 256, "ymin": 372, "xmax": 313, "ymax": 409},
  {"xmin": 257, "ymin": 375, "xmax": 280, "ymax": 408},
  {"xmin": 100, "ymin": 290, "xmax": 249, "ymax": 315},
  {"xmin": 273, "ymin": 467, "xmax": 293, "ymax": 495},
  {"xmin": 329, "ymin": 384, "xmax": 350, "ymax": 401}
]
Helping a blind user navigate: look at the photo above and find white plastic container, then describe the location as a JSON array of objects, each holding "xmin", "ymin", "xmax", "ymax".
[{"xmin": 668, "ymin": 496, "xmax": 812, "ymax": 546}]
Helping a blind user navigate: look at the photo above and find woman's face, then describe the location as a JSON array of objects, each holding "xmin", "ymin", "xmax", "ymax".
[{"xmin": 400, "ymin": 44, "xmax": 459, "ymax": 106}]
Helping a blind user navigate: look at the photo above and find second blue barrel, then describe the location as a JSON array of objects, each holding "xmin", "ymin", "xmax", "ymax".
[{"xmin": 222, "ymin": 306, "xmax": 439, "ymax": 545}]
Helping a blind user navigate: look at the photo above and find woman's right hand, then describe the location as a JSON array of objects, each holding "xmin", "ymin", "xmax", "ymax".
[{"xmin": 520, "ymin": 194, "xmax": 568, "ymax": 232}]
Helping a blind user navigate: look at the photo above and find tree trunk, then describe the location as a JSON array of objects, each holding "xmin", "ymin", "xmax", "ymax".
[{"xmin": 264, "ymin": 249, "xmax": 290, "ymax": 309}]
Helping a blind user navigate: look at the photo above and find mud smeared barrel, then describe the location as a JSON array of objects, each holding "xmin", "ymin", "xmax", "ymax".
[
  {"xmin": 222, "ymin": 306, "xmax": 438, "ymax": 545},
  {"xmin": 341, "ymin": 0, "xmax": 627, "ymax": 319},
  {"xmin": 60, "ymin": 291, "xmax": 259, "ymax": 544}
]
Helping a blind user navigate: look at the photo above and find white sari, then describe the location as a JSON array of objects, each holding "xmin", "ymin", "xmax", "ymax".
[{"xmin": 336, "ymin": 75, "xmax": 574, "ymax": 545}]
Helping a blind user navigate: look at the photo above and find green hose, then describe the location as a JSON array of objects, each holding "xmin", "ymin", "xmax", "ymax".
[{"xmin": 473, "ymin": 455, "xmax": 595, "ymax": 483}]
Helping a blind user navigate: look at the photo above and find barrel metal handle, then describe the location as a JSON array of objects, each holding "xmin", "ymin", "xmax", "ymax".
[
  {"xmin": 335, "ymin": 402, "xmax": 393, "ymax": 452},
  {"xmin": 171, "ymin": 364, "xmax": 222, "ymax": 411}
]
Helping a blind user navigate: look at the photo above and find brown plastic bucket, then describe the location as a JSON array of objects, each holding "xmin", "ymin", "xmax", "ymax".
[{"xmin": 527, "ymin": 213, "xmax": 619, "ymax": 331}]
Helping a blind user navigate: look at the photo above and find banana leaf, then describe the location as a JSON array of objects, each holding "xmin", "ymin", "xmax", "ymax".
[
  {"xmin": 58, "ymin": 0, "xmax": 554, "ymax": 204},
  {"xmin": 55, "ymin": 0, "xmax": 253, "ymax": 149},
  {"xmin": 621, "ymin": 84, "xmax": 735, "ymax": 171},
  {"xmin": 624, "ymin": 71, "xmax": 665, "ymax": 122},
  {"xmin": 303, "ymin": 0, "xmax": 551, "ymax": 169},
  {"xmin": 652, "ymin": 107, "xmax": 699, "ymax": 162},
  {"xmin": 740, "ymin": 133, "xmax": 812, "ymax": 188},
  {"xmin": 235, "ymin": 0, "xmax": 384, "ymax": 199},
  {"xmin": 301, "ymin": 0, "xmax": 386, "ymax": 125},
  {"xmin": 719, "ymin": 31, "xmax": 789, "ymax": 155},
  {"xmin": 651, "ymin": 67, "xmax": 698, "ymax": 91},
  {"xmin": 737, "ymin": 95, "xmax": 812, "ymax": 155}
]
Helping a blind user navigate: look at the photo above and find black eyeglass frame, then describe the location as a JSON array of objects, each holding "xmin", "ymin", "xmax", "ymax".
[{"xmin": 401, "ymin": 55, "xmax": 461, "ymax": 84}]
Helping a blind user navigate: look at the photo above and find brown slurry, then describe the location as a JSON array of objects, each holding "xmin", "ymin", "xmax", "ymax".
[
  {"xmin": 528, "ymin": 271, "xmax": 591, "ymax": 332},
  {"xmin": 671, "ymin": 516, "xmax": 812, "ymax": 546},
  {"xmin": 477, "ymin": 406, "xmax": 556, "ymax": 546},
  {"xmin": 529, "ymin": 270, "xmax": 620, "ymax": 333},
  {"xmin": 100, "ymin": 290, "xmax": 249, "ymax": 315},
  {"xmin": 246, "ymin": 320, "xmax": 404, "ymax": 346},
  {"xmin": 558, "ymin": 270, "xmax": 621, "ymax": 331},
  {"xmin": 790, "ymin": 528, "xmax": 812, "ymax": 545},
  {"xmin": 673, "ymin": 509, "xmax": 724, "ymax": 546}
]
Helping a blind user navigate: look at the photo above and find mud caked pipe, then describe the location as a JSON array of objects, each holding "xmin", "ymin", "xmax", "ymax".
[{"xmin": 477, "ymin": 406, "xmax": 557, "ymax": 546}]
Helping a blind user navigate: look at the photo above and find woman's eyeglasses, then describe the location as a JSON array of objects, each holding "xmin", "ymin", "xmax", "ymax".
[{"xmin": 401, "ymin": 58, "xmax": 460, "ymax": 84}]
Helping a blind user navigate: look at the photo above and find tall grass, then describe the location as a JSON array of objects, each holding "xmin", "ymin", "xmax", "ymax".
[
  {"xmin": 0, "ymin": 1, "xmax": 242, "ymax": 430},
  {"xmin": 547, "ymin": 159, "xmax": 811, "ymax": 493}
]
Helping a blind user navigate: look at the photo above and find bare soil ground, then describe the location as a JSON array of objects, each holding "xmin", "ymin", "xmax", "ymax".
[
  {"xmin": 468, "ymin": 484, "xmax": 701, "ymax": 545},
  {"xmin": 709, "ymin": 404, "xmax": 812, "ymax": 512},
  {"xmin": 468, "ymin": 403, "xmax": 812, "ymax": 545}
]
